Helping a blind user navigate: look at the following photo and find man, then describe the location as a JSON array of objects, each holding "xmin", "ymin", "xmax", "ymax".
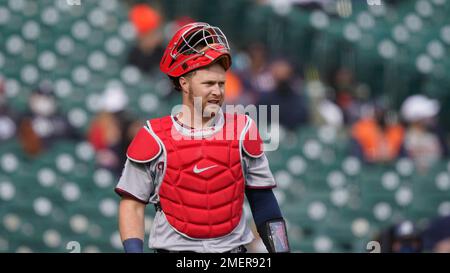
[
  {"xmin": 126, "ymin": 4, "xmax": 164, "ymax": 74},
  {"xmin": 18, "ymin": 81, "xmax": 78, "ymax": 157},
  {"xmin": 115, "ymin": 22, "xmax": 290, "ymax": 253}
]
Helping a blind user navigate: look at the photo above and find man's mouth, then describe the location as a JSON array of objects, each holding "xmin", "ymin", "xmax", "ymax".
[{"xmin": 207, "ymin": 99, "xmax": 220, "ymax": 105}]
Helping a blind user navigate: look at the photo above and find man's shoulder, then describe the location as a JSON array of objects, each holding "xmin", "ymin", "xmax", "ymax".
[{"xmin": 127, "ymin": 123, "xmax": 162, "ymax": 163}]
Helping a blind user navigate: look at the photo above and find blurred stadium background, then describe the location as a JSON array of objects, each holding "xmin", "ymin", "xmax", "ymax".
[{"xmin": 1, "ymin": 0, "xmax": 450, "ymax": 253}]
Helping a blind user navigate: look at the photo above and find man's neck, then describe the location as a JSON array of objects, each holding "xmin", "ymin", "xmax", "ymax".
[{"xmin": 177, "ymin": 108, "xmax": 215, "ymax": 129}]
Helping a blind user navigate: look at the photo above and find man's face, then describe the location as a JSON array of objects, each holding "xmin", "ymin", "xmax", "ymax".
[
  {"xmin": 182, "ymin": 63, "xmax": 226, "ymax": 118},
  {"xmin": 434, "ymin": 238, "xmax": 450, "ymax": 253},
  {"xmin": 29, "ymin": 94, "xmax": 57, "ymax": 117}
]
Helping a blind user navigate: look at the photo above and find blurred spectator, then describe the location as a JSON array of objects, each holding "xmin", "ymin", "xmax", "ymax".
[
  {"xmin": 350, "ymin": 101, "xmax": 405, "ymax": 163},
  {"xmin": 87, "ymin": 86, "xmax": 141, "ymax": 177},
  {"xmin": 258, "ymin": 59, "xmax": 309, "ymax": 130},
  {"xmin": 306, "ymin": 79, "xmax": 343, "ymax": 128},
  {"xmin": 0, "ymin": 76, "xmax": 18, "ymax": 141},
  {"xmin": 237, "ymin": 43, "xmax": 275, "ymax": 104},
  {"xmin": 292, "ymin": 0, "xmax": 332, "ymax": 10},
  {"xmin": 18, "ymin": 81, "xmax": 78, "ymax": 157},
  {"xmin": 332, "ymin": 67, "xmax": 371, "ymax": 124},
  {"xmin": 376, "ymin": 220, "xmax": 422, "ymax": 253},
  {"xmin": 164, "ymin": 16, "xmax": 196, "ymax": 40},
  {"xmin": 400, "ymin": 95, "xmax": 446, "ymax": 173},
  {"xmin": 223, "ymin": 70, "xmax": 244, "ymax": 105},
  {"xmin": 422, "ymin": 216, "xmax": 450, "ymax": 253},
  {"xmin": 259, "ymin": 0, "xmax": 331, "ymax": 10},
  {"xmin": 391, "ymin": 220, "xmax": 422, "ymax": 253},
  {"xmin": 316, "ymin": 99, "xmax": 343, "ymax": 128},
  {"xmin": 127, "ymin": 4, "xmax": 165, "ymax": 74}
]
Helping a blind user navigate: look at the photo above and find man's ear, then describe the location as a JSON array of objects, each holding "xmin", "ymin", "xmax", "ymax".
[{"xmin": 179, "ymin": 77, "xmax": 190, "ymax": 95}]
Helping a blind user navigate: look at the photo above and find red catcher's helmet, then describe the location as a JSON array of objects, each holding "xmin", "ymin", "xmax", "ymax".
[{"xmin": 160, "ymin": 22, "xmax": 231, "ymax": 78}]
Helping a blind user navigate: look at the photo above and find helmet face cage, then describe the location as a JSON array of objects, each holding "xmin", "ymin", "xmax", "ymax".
[{"xmin": 170, "ymin": 22, "xmax": 230, "ymax": 60}]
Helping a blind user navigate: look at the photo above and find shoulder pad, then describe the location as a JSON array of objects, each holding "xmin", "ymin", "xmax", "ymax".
[
  {"xmin": 242, "ymin": 116, "xmax": 264, "ymax": 158},
  {"xmin": 126, "ymin": 123, "xmax": 162, "ymax": 163}
]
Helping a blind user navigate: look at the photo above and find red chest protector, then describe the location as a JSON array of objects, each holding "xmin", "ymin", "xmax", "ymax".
[{"xmin": 126, "ymin": 113, "xmax": 263, "ymax": 239}]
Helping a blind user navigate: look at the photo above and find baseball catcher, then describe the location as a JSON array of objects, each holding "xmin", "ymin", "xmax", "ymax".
[{"xmin": 115, "ymin": 22, "xmax": 290, "ymax": 253}]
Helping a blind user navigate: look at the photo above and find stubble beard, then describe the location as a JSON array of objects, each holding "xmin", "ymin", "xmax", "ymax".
[{"xmin": 189, "ymin": 87, "xmax": 220, "ymax": 121}]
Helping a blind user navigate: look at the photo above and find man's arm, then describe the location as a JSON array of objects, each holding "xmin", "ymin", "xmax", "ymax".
[
  {"xmin": 119, "ymin": 196, "xmax": 146, "ymax": 253},
  {"xmin": 115, "ymin": 123, "xmax": 162, "ymax": 252},
  {"xmin": 242, "ymin": 116, "xmax": 290, "ymax": 252},
  {"xmin": 246, "ymin": 188, "xmax": 290, "ymax": 253}
]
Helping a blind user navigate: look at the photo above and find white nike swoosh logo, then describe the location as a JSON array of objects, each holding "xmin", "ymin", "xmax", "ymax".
[{"xmin": 193, "ymin": 164, "xmax": 217, "ymax": 174}]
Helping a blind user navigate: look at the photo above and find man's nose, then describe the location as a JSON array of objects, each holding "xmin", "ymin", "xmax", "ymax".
[{"xmin": 211, "ymin": 83, "xmax": 223, "ymax": 96}]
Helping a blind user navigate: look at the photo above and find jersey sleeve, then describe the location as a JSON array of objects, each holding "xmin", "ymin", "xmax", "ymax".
[
  {"xmin": 114, "ymin": 159, "xmax": 154, "ymax": 204},
  {"xmin": 243, "ymin": 153, "xmax": 276, "ymax": 189}
]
